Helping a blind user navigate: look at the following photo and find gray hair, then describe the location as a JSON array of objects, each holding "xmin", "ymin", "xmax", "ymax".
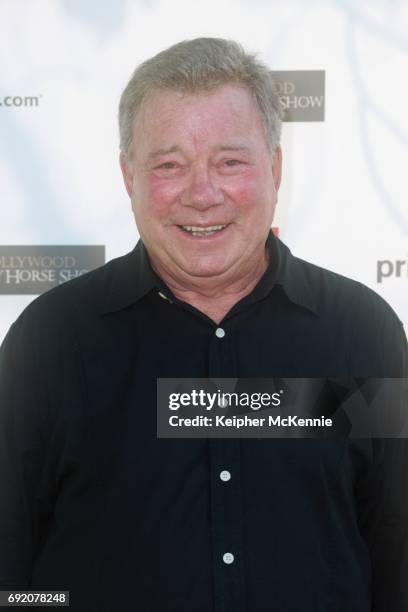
[{"xmin": 118, "ymin": 37, "xmax": 282, "ymax": 160}]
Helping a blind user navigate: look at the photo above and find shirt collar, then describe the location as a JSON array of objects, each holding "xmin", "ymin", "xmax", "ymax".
[
  {"xmin": 100, "ymin": 240, "xmax": 163, "ymax": 314},
  {"xmin": 101, "ymin": 230, "xmax": 318, "ymax": 316},
  {"xmin": 269, "ymin": 232, "xmax": 319, "ymax": 315}
]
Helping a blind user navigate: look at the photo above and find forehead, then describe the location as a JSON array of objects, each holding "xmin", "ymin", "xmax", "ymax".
[{"xmin": 133, "ymin": 83, "xmax": 266, "ymax": 151}]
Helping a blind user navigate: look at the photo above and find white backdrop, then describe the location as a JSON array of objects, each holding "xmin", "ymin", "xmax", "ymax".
[{"xmin": 1, "ymin": 0, "xmax": 407, "ymax": 342}]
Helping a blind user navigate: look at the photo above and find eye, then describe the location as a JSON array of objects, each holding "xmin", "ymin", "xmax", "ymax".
[
  {"xmin": 223, "ymin": 159, "xmax": 243, "ymax": 167},
  {"xmin": 156, "ymin": 161, "xmax": 177, "ymax": 170}
]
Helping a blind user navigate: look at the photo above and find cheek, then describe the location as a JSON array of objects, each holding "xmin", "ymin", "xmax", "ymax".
[
  {"xmin": 226, "ymin": 174, "xmax": 270, "ymax": 214},
  {"xmin": 146, "ymin": 177, "xmax": 184, "ymax": 215}
]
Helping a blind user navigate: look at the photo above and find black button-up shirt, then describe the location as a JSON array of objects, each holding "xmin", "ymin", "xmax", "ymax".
[{"xmin": 0, "ymin": 232, "xmax": 407, "ymax": 612}]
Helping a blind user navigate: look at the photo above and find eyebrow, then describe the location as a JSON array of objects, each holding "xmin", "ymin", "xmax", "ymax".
[
  {"xmin": 217, "ymin": 145, "xmax": 250, "ymax": 152},
  {"xmin": 147, "ymin": 146, "xmax": 180, "ymax": 161},
  {"xmin": 146, "ymin": 144, "xmax": 251, "ymax": 161}
]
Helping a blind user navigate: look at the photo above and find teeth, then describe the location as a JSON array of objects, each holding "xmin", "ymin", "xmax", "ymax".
[{"xmin": 181, "ymin": 224, "xmax": 226, "ymax": 235}]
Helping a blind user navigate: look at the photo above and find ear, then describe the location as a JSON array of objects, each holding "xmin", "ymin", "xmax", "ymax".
[
  {"xmin": 272, "ymin": 145, "xmax": 282, "ymax": 192},
  {"xmin": 119, "ymin": 152, "xmax": 134, "ymax": 198}
]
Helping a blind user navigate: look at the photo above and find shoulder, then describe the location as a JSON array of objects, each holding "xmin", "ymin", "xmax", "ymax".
[
  {"xmin": 2, "ymin": 250, "xmax": 135, "ymax": 358},
  {"xmin": 16, "ymin": 251, "xmax": 132, "ymax": 325},
  {"xmin": 296, "ymin": 254, "xmax": 400, "ymax": 321},
  {"xmin": 295, "ymin": 255, "xmax": 407, "ymax": 375}
]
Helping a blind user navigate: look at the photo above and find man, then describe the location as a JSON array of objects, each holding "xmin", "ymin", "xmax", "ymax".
[{"xmin": 0, "ymin": 38, "xmax": 407, "ymax": 612}]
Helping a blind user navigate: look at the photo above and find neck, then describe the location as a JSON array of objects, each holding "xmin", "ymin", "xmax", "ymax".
[{"xmin": 150, "ymin": 247, "xmax": 269, "ymax": 324}]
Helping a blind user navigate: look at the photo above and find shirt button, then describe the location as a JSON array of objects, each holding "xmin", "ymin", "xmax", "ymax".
[
  {"xmin": 158, "ymin": 291, "xmax": 172, "ymax": 303},
  {"xmin": 223, "ymin": 552, "xmax": 234, "ymax": 565},
  {"xmin": 215, "ymin": 327, "xmax": 225, "ymax": 338},
  {"xmin": 220, "ymin": 470, "xmax": 231, "ymax": 482}
]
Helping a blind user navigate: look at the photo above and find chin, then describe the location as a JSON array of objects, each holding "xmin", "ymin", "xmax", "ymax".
[
  {"xmin": 186, "ymin": 268, "xmax": 227, "ymax": 278},
  {"xmin": 181, "ymin": 259, "xmax": 231, "ymax": 278}
]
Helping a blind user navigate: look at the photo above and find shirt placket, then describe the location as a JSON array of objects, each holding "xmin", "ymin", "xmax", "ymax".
[{"xmin": 208, "ymin": 324, "xmax": 246, "ymax": 612}]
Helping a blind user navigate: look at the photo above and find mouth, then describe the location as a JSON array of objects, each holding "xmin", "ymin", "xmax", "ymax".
[{"xmin": 177, "ymin": 224, "xmax": 229, "ymax": 238}]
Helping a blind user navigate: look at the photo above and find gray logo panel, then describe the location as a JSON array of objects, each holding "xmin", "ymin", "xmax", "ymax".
[
  {"xmin": 271, "ymin": 70, "xmax": 325, "ymax": 122},
  {"xmin": 0, "ymin": 245, "xmax": 105, "ymax": 295}
]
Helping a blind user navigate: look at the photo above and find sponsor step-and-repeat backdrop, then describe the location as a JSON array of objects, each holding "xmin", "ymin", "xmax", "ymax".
[{"xmin": 0, "ymin": 1, "xmax": 406, "ymax": 342}]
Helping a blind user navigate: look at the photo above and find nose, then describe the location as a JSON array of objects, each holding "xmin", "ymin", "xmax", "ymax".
[{"xmin": 181, "ymin": 165, "xmax": 224, "ymax": 210}]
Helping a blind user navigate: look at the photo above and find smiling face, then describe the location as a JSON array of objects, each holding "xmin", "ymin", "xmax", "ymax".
[{"xmin": 120, "ymin": 83, "xmax": 282, "ymax": 288}]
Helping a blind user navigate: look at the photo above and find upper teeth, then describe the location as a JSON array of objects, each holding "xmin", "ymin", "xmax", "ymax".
[{"xmin": 181, "ymin": 225, "xmax": 226, "ymax": 232}]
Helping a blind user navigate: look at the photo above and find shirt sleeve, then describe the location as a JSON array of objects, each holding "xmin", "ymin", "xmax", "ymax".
[
  {"xmin": 355, "ymin": 310, "xmax": 408, "ymax": 611},
  {"xmin": 0, "ymin": 314, "xmax": 54, "ymax": 588}
]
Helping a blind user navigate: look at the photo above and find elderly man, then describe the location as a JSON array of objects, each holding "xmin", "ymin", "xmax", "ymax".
[{"xmin": 0, "ymin": 38, "xmax": 407, "ymax": 612}]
